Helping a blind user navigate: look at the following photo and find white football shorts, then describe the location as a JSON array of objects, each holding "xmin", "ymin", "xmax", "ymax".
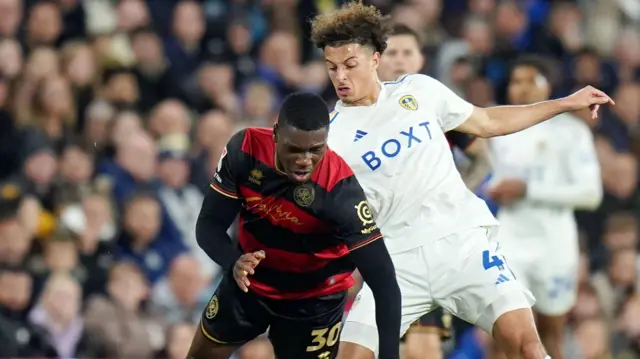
[{"xmin": 341, "ymin": 227, "xmax": 535, "ymax": 354}]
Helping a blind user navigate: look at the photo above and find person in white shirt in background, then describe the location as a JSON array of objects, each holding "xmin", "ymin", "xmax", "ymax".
[
  {"xmin": 309, "ymin": 3, "xmax": 614, "ymax": 359},
  {"xmin": 488, "ymin": 55, "xmax": 603, "ymax": 359}
]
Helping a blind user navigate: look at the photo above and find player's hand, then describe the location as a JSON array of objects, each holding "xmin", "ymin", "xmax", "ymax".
[
  {"xmin": 233, "ymin": 250, "xmax": 266, "ymax": 293},
  {"xmin": 488, "ymin": 179, "xmax": 526, "ymax": 205},
  {"xmin": 562, "ymin": 86, "xmax": 615, "ymax": 120}
]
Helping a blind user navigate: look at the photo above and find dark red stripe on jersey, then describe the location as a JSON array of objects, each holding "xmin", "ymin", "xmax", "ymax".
[
  {"xmin": 239, "ymin": 185, "xmax": 329, "ymax": 234},
  {"xmin": 240, "ymin": 128, "xmax": 354, "ymax": 192},
  {"xmin": 241, "ymin": 128, "xmax": 276, "ymax": 168},
  {"xmin": 238, "ymin": 224, "xmax": 350, "ymax": 273},
  {"xmin": 250, "ymin": 267, "xmax": 355, "ymax": 300},
  {"xmin": 312, "ymin": 148, "xmax": 355, "ymax": 192}
]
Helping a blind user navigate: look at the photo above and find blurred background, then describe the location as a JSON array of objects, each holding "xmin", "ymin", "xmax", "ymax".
[{"xmin": 0, "ymin": 0, "xmax": 638, "ymax": 358}]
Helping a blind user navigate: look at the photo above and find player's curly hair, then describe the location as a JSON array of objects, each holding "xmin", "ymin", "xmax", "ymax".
[{"xmin": 310, "ymin": 1, "xmax": 392, "ymax": 54}]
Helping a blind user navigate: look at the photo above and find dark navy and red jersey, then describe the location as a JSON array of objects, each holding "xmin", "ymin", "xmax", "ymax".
[
  {"xmin": 210, "ymin": 128, "xmax": 382, "ymax": 300},
  {"xmin": 446, "ymin": 131, "xmax": 476, "ymax": 151}
]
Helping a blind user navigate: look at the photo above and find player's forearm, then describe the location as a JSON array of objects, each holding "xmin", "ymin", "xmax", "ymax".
[
  {"xmin": 196, "ymin": 190, "xmax": 243, "ymax": 271},
  {"xmin": 481, "ymin": 99, "xmax": 572, "ymax": 137},
  {"xmin": 526, "ymin": 180, "xmax": 603, "ymax": 210},
  {"xmin": 350, "ymin": 239, "xmax": 401, "ymax": 359}
]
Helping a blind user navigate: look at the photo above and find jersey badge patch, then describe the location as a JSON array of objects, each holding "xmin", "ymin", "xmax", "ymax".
[
  {"xmin": 293, "ymin": 185, "xmax": 315, "ymax": 207},
  {"xmin": 355, "ymin": 201, "xmax": 374, "ymax": 226},
  {"xmin": 399, "ymin": 95, "xmax": 418, "ymax": 111},
  {"xmin": 205, "ymin": 295, "xmax": 219, "ymax": 319}
]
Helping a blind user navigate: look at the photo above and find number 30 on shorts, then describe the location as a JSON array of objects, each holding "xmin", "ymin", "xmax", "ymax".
[{"xmin": 305, "ymin": 322, "xmax": 342, "ymax": 352}]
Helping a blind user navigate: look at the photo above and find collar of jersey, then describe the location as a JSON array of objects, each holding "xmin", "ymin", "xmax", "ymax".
[{"xmin": 335, "ymin": 81, "xmax": 385, "ymax": 110}]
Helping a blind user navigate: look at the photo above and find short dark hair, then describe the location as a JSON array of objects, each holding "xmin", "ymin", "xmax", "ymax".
[
  {"xmin": 277, "ymin": 92, "xmax": 329, "ymax": 131},
  {"xmin": 389, "ymin": 23, "xmax": 422, "ymax": 46},
  {"xmin": 310, "ymin": 1, "xmax": 392, "ymax": 53},
  {"xmin": 511, "ymin": 55, "xmax": 560, "ymax": 89}
]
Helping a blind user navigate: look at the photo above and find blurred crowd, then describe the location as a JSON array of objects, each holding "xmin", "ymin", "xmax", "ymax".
[{"xmin": 0, "ymin": 0, "xmax": 638, "ymax": 358}]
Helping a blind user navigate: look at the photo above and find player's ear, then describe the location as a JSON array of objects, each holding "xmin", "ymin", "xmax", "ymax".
[
  {"xmin": 272, "ymin": 123, "xmax": 279, "ymax": 143},
  {"xmin": 371, "ymin": 52, "xmax": 380, "ymax": 71}
]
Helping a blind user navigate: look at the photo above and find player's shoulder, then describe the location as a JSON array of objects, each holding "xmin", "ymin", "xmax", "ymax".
[
  {"xmin": 235, "ymin": 127, "xmax": 274, "ymax": 151},
  {"xmin": 382, "ymin": 73, "xmax": 442, "ymax": 93},
  {"xmin": 312, "ymin": 147, "xmax": 355, "ymax": 192},
  {"xmin": 226, "ymin": 127, "xmax": 276, "ymax": 167}
]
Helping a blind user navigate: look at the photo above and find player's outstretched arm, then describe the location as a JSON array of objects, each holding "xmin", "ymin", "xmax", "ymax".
[
  {"xmin": 456, "ymin": 86, "xmax": 615, "ymax": 138},
  {"xmin": 350, "ymin": 239, "xmax": 402, "ymax": 359}
]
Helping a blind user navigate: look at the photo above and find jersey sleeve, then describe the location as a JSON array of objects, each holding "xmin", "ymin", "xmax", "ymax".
[
  {"xmin": 210, "ymin": 129, "xmax": 247, "ymax": 199},
  {"xmin": 408, "ymin": 74, "xmax": 474, "ymax": 132},
  {"xmin": 325, "ymin": 175, "xmax": 383, "ymax": 251}
]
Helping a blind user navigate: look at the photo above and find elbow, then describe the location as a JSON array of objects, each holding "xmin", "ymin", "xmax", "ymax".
[
  {"xmin": 195, "ymin": 215, "xmax": 209, "ymax": 248},
  {"xmin": 477, "ymin": 123, "xmax": 498, "ymax": 139},
  {"xmin": 474, "ymin": 108, "xmax": 501, "ymax": 138}
]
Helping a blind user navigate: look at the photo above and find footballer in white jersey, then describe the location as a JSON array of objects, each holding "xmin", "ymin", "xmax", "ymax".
[
  {"xmin": 376, "ymin": 23, "xmax": 490, "ymax": 359},
  {"xmin": 488, "ymin": 57, "xmax": 602, "ymax": 359},
  {"xmin": 310, "ymin": 3, "xmax": 614, "ymax": 359}
]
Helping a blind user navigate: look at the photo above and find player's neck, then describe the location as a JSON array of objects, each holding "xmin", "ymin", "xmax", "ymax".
[{"xmin": 343, "ymin": 81, "xmax": 382, "ymax": 107}]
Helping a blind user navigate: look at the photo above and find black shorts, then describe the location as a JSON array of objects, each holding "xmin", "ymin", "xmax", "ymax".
[
  {"xmin": 200, "ymin": 275, "xmax": 346, "ymax": 359},
  {"xmin": 401, "ymin": 308, "xmax": 453, "ymax": 341}
]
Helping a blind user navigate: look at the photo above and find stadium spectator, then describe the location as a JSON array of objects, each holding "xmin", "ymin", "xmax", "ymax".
[
  {"xmin": 114, "ymin": 193, "xmax": 186, "ymax": 284},
  {"xmin": 150, "ymin": 254, "xmax": 212, "ymax": 324},
  {"xmin": 84, "ymin": 261, "xmax": 161, "ymax": 358},
  {"xmin": 28, "ymin": 272, "xmax": 103, "ymax": 357}
]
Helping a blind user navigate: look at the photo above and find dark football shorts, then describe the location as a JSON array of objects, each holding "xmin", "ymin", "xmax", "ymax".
[
  {"xmin": 401, "ymin": 308, "xmax": 453, "ymax": 342},
  {"xmin": 200, "ymin": 275, "xmax": 347, "ymax": 359}
]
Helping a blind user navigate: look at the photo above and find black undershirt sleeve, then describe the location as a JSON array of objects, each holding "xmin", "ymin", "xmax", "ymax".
[
  {"xmin": 325, "ymin": 175, "xmax": 401, "ymax": 359},
  {"xmin": 196, "ymin": 130, "xmax": 247, "ymax": 272},
  {"xmin": 195, "ymin": 187, "xmax": 243, "ymax": 272},
  {"xmin": 350, "ymin": 240, "xmax": 401, "ymax": 359}
]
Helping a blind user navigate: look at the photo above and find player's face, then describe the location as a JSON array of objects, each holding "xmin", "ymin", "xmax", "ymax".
[
  {"xmin": 508, "ymin": 65, "xmax": 551, "ymax": 105},
  {"xmin": 378, "ymin": 34, "xmax": 424, "ymax": 81},
  {"xmin": 324, "ymin": 43, "xmax": 380, "ymax": 104},
  {"xmin": 274, "ymin": 125, "xmax": 328, "ymax": 183}
]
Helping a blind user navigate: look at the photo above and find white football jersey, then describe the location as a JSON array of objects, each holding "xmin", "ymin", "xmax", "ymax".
[
  {"xmin": 489, "ymin": 113, "xmax": 602, "ymax": 249},
  {"xmin": 328, "ymin": 74, "xmax": 497, "ymax": 254}
]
